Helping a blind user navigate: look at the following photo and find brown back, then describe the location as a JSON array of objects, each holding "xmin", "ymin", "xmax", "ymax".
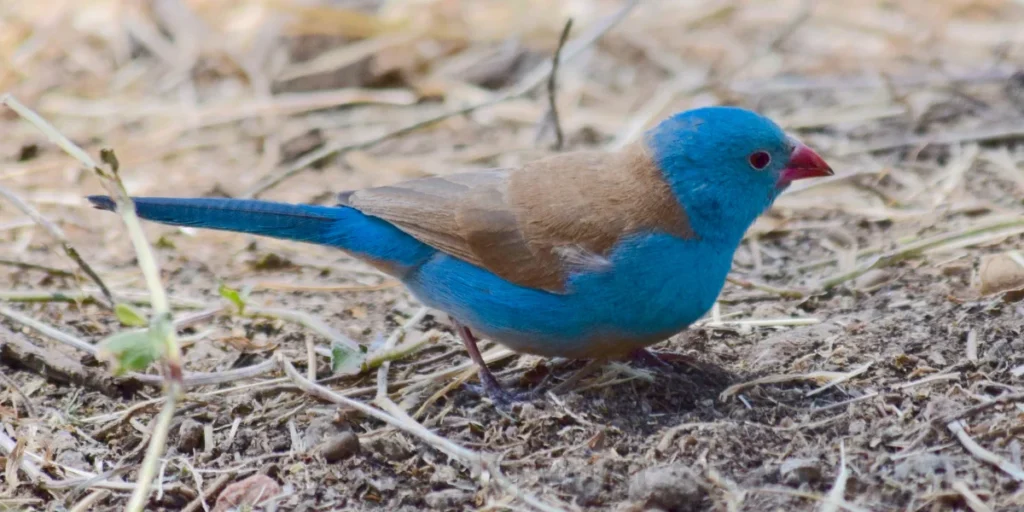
[{"xmin": 340, "ymin": 141, "xmax": 694, "ymax": 292}]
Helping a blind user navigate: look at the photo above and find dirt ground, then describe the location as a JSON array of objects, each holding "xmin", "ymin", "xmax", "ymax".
[{"xmin": 2, "ymin": 0, "xmax": 1024, "ymax": 510}]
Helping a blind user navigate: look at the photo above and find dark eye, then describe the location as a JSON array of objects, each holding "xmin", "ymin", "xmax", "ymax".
[{"xmin": 748, "ymin": 151, "xmax": 771, "ymax": 170}]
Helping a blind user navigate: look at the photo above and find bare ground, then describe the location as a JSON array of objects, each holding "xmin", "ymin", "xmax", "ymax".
[{"xmin": 2, "ymin": 1, "xmax": 1024, "ymax": 511}]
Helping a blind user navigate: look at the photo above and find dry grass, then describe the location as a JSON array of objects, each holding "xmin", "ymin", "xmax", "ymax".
[{"xmin": 2, "ymin": 0, "xmax": 1024, "ymax": 510}]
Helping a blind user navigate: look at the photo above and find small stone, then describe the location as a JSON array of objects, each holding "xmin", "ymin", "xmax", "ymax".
[
  {"xmin": 303, "ymin": 417, "xmax": 339, "ymax": 448},
  {"xmin": 628, "ymin": 464, "xmax": 705, "ymax": 512},
  {"xmin": 779, "ymin": 458, "xmax": 823, "ymax": 485},
  {"xmin": 213, "ymin": 474, "xmax": 280, "ymax": 512},
  {"xmin": 177, "ymin": 419, "xmax": 204, "ymax": 453},
  {"xmin": 319, "ymin": 431, "xmax": 360, "ymax": 463},
  {"xmin": 424, "ymin": 489, "xmax": 471, "ymax": 509}
]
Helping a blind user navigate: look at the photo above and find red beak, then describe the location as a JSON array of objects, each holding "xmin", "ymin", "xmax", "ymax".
[{"xmin": 778, "ymin": 141, "xmax": 833, "ymax": 187}]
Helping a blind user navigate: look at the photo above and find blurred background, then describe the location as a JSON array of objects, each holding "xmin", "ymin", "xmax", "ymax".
[
  {"xmin": 3, "ymin": 0, "xmax": 1024, "ymax": 204},
  {"xmin": 4, "ymin": 0, "xmax": 1024, "ymax": 272}
]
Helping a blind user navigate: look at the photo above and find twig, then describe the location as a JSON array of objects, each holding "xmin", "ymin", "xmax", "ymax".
[
  {"xmin": 748, "ymin": 487, "xmax": 871, "ymax": 512},
  {"xmin": 934, "ymin": 392, "xmax": 1024, "ymax": 427},
  {"xmin": 947, "ymin": 420, "xmax": 1024, "ymax": 481},
  {"xmin": 363, "ymin": 332, "xmax": 437, "ymax": 372},
  {"xmin": 0, "ymin": 370, "xmax": 36, "ymax": 417},
  {"xmin": 729, "ymin": 67, "xmax": 1015, "ymax": 95},
  {"xmin": 0, "ymin": 304, "xmax": 99, "ymax": 355},
  {"xmin": 181, "ymin": 472, "xmax": 234, "ymax": 512},
  {"xmin": 243, "ymin": 0, "xmax": 640, "ymax": 198},
  {"xmin": 280, "ymin": 353, "xmax": 477, "ymax": 460},
  {"xmin": 0, "ymin": 429, "xmax": 191, "ymax": 494},
  {"xmin": 0, "ymin": 183, "xmax": 113, "ymax": 306},
  {"xmin": 279, "ymin": 355, "xmax": 566, "ymax": 511},
  {"xmin": 0, "ymin": 258, "xmax": 75, "ymax": 277},
  {"xmin": 893, "ymin": 372, "xmax": 960, "ymax": 390},
  {"xmin": 952, "ymin": 481, "xmax": 992, "ymax": 512},
  {"xmin": 246, "ymin": 305, "xmax": 360, "ymax": 354},
  {"xmin": 966, "ymin": 329, "xmax": 978, "ymax": 363},
  {"xmin": 842, "ymin": 122, "xmax": 1024, "ymax": 156},
  {"xmin": 720, "ymin": 370, "xmax": 854, "ymax": 400},
  {"xmin": 1, "ymin": 94, "xmax": 183, "ymax": 512},
  {"xmin": 700, "ymin": 317, "xmax": 820, "ymax": 328},
  {"xmin": 819, "ymin": 217, "xmax": 1024, "ymax": 290},
  {"xmin": 0, "ymin": 430, "xmax": 47, "ymax": 484},
  {"xmin": 0, "ymin": 289, "xmax": 207, "ymax": 308},
  {"xmin": 374, "ymin": 306, "xmax": 428, "ymax": 399},
  {"xmin": 820, "ymin": 441, "xmax": 848, "ymax": 512},
  {"xmin": 545, "ymin": 19, "xmax": 573, "ymax": 151},
  {"xmin": 0, "ymin": 304, "xmax": 275, "ymax": 388},
  {"xmin": 69, "ymin": 490, "xmax": 111, "ymax": 512},
  {"xmin": 806, "ymin": 362, "xmax": 873, "ymax": 397}
]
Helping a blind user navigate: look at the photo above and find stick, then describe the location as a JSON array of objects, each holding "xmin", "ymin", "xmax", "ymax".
[
  {"xmin": 820, "ymin": 442, "xmax": 848, "ymax": 512},
  {"xmin": 947, "ymin": 420, "xmax": 1024, "ymax": 481},
  {"xmin": 0, "ymin": 258, "xmax": 75, "ymax": 277},
  {"xmin": 545, "ymin": 19, "xmax": 573, "ymax": 151},
  {"xmin": 0, "ymin": 289, "xmax": 207, "ymax": 309},
  {"xmin": 279, "ymin": 356, "xmax": 566, "ymax": 511},
  {"xmin": 0, "ymin": 183, "xmax": 113, "ymax": 306},
  {"xmin": 951, "ymin": 481, "xmax": 992, "ymax": 512},
  {"xmin": 819, "ymin": 218, "xmax": 1024, "ymax": 290},
  {"xmin": 0, "ymin": 370, "xmax": 36, "ymax": 417},
  {"xmin": 1, "ymin": 94, "xmax": 183, "ymax": 512},
  {"xmin": 0, "ymin": 305, "xmax": 277, "ymax": 389}
]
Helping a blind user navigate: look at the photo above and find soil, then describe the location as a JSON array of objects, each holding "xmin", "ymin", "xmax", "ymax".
[{"xmin": 2, "ymin": 1, "xmax": 1024, "ymax": 511}]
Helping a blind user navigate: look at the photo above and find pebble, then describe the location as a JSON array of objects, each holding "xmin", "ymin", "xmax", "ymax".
[
  {"xmin": 628, "ymin": 464, "xmax": 705, "ymax": 512},
  {"xmin": 318, "ymin": 431, "xmax": 361, "ymax": 463},
  {"xmin": 177, "ymin": 418, "xmax": 204, "ymax": 453}
]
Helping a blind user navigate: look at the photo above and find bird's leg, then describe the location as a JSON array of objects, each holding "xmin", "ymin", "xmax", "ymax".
[{"xmin": 451, "ymin": 318, "xmax": 517, "ymax": 404}]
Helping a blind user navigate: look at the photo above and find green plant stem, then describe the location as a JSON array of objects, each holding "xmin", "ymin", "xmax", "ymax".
[{"xmin": 124, "ymin": 383, "xmax": 179, "ymax": 512}]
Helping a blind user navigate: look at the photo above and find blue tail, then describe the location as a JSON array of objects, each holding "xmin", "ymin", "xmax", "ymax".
[{"xmin": 87, "ymin": 196, "xmax": 435, "ymax": 270}]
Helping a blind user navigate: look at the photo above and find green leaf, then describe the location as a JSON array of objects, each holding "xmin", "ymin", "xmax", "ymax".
[
  {"xmin": 96, "ymin": 330, "xmax": 160, "ymax": 375},
  {"xmin": 155, "ymin": 235, "xmax": 176, "ymax": 249},
  {"xmin": 331, "ymin": 342, "xmax": 363, "ymax": 375},
  {"xmin": 114, "ymin": 303, "xmax": 149, "ymax": 327},
  {"xmin": 218, "ymin": 283, "xmax": 246, "ymax": 314}
]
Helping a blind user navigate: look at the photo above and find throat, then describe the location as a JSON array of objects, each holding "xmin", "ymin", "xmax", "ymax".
[{"xmin": 682, "ymin": 195, "xmax": 764, "ymax": 247}]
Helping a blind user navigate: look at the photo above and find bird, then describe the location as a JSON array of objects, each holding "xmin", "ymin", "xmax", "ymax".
[{"xmin": 88, "ymin": 106, "xmax": 833, "ymax": 403}]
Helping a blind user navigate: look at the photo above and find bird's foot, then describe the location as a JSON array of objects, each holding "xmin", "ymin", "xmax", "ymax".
[{"xmin": 465, "ymin": 377, "xmax": 537, "ymax": 407}]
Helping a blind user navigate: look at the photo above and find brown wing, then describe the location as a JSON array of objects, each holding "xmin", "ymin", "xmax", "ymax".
[{"xmin": 339, "ymin": 142, "xmax": 694, "ymax": 293}]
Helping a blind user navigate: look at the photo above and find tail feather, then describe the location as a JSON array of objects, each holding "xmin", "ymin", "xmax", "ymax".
[
  {"xmin": 87, "ymin": 196, "xmax": 342, "ymax": 245},
  {"xmin": 87, "ymin": 195, "xmax": 435, "ymax": 269}
]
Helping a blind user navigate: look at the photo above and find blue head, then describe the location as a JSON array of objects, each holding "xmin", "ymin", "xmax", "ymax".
[{"xmin": 644, "ymin": 106, "xmax": 832, "ymax": 245}]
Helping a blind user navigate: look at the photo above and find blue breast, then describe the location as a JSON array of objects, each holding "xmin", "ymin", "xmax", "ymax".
[{"xmin": 404, "ymin": 232, "xmax": 735, "ymax": 358}]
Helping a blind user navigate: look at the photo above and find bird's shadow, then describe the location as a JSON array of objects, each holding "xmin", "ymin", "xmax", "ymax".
[
  {"xmin": 450, "ymin": 355, "xmax": 853, "ymax": 439},
  {"xmin": 448, "ymin": 355, "xmax": 734, "ymax": 432}
]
